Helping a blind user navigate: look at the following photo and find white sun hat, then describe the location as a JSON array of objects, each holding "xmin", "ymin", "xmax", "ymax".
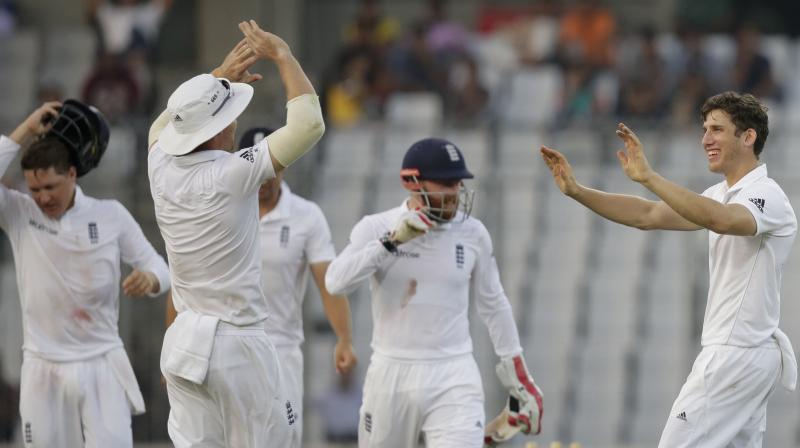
[{"xmin": 158, "ymin": 73, "xmax": 254, "ymax": 156}]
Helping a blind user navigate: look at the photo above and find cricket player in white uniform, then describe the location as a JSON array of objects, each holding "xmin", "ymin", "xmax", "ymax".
[
  {"xmin": 238, "ymin": 127, "xmax": 358, "ymax": 446},
  {"xmin": 541, "ymin": 91, "xmax": 797, "ymax": 447},
  {"xmin": 148, "ymin": 21, "xmax": 325, "ymax": 447},
  {"xmin": 0, "ymin": 102, "xmax": 171, "ymax": 448},
  {"xmin": 326, "ymin": 138, "xmax": 544, "ymax": 448}
]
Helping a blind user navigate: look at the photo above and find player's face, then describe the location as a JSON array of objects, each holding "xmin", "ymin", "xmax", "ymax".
[
  {"xmin": 701, "ymin": 109, "xmax": 751, "ymax": 174},
  {"xmin": 419, "ymin": 179, "xmax": 461, "ymax": 221},
  {"xmin": 24, "ymin": 167, "xmax": 77, "ymax": 220}
]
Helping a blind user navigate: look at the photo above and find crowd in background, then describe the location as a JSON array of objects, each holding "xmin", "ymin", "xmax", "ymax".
[{"xmin": 321, "ymin": 0, "xmax": 788, "ymax": 129}]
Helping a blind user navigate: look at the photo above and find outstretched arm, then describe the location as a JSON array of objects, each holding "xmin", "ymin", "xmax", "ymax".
[
  {"xmin": 310, "ymin": 262, "xmax": 357, "ymax": 375},
  {"xmin": 541, "ymin": 145, "xmax": 700, "ymax": 231},
  {"xmin": 615, "ymin": 123, "xmax": 756, "ymax": 236}
]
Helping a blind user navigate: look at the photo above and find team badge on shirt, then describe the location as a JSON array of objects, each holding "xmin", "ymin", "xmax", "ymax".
[
  {"xmin": 280, "ymin": 225, "xmax": 290, "ymax": 248},
  {"xmin": 88, "ymin": 222, "xmax": 99, "ymax": 244},
  {"xmin": 455, "ymin": 243, "xmax": 464, "ymax": 269},
  {"xmin": 749, "ymin": 197, "xmax": 765, "ymax": 213}
]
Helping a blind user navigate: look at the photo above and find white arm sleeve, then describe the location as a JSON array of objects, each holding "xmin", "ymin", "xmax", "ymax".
[
  {"xmin": 473, "ymin": 224, "xmax": 523, "ymax": 359},
  {"xmin": 115, "ymin": 202, "xmax": 171, "ymax": 295},
  {"xmin": 265, "ymin": 94, "xmax": 325, "ymax": 168},
  {"xmin": 325, "ymin": 216, "xmax": 392, "ymax": 296}
]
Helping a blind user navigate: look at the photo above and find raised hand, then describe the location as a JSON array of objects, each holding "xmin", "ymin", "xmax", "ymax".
[
  {"xmin": 615, "ymin": 123, "xmax": 654, "ymax": 184},
  {"xmin": 238, "ymin": 20, "xmax": 291, "ymax": 62},
  {"xmin": 212, "ymin": 38, "xmax": 262, "ymax": 84},
  {"xmin": 10, "ymin": 101, "xmax": 62, "ymax": 145},
  {"xmin": 391, "ymin": 209, "xmax": 436, "ymax": 244},
  {"xmin": 540, "ymin": 145, "xmax": 580, "ymax": 196}
]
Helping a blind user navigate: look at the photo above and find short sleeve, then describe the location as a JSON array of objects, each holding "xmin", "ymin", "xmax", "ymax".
[
  {"xmin": 732, "ymin": 183, "xmax": 796, "ymax": 237},
  {"xmin": 305, "ymin": 204, "xmax": 336, "ymax": 264},
  {"xmin": 215, "ymin": 138, "xmax": 276, "ymax": 196}
]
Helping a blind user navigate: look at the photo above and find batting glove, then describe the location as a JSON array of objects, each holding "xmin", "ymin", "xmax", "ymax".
[
  {"xmin": 495, "ymin": 355, "xmax": 543, "ymax": 435},
  {"xmin": 391, "ymin": 208, "xmax": 436, "ymax": 244}
]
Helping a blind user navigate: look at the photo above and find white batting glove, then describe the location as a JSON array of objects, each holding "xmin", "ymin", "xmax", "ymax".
[
  {"xmin": 484, "ymin": 396, "xmax": 524, "ymax": 447},
  {"xmin": 391, "ymin": 209, "xmax": 436, "ymax": 244},
  {"xmin": 495, "ymin": 355, "xmax": 543, "ymax": 436}
]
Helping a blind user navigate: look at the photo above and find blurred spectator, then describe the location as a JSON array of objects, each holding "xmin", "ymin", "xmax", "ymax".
[
  {"xmin": 0, "ymin": 0, "xmax": 16, "ymax": 37},
  {"xmin": 424, "ymin": 0, "xmax": 471, "ymax": 60},
  {"xmin": 446, "ymin": 54, "xmax": 489, "ymax": 125},
  {"xmin": 326, "ymin": 51, "xmax": 374, "ymax": 127},
  {"xmin": 556, "ymin": 0, "xmax": 616, "ymax": 69},
  {"xmin": 617, "ymin": 28, "xmax": 668, "ymax": 119},
  {"xmin": 556, "ymin": 0, "xmax": 617, "ymax": 121},
  {"xmin": 87, "ymin": 0, "xmax": 172, "ymax": 56},
  {"xmin": 318, "ymin": 370, "xmax": 361, "ymax": 444},
  {"xmin": 733, "ymin": 26, "xmax": 777, "ymax": 100},
  {"xmin": 82, "ymin": 53, "xmax": 139, "ymax": 123},
  {"xmin": 387, "ymin": 23, "xmax": 447, "ymax": 95},
  {"xmin": 670, "ymin": 29, "xmax": 713, "ymax": 126},
  {"xmin": 344, "ymin": 0, "xmax": 400, "ymax": 49}
]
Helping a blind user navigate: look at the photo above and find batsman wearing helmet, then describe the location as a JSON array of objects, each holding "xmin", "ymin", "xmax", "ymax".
[
  {"xmin": 326, "ymin": 138, "xmax": 543, "ymax": 448},
  {"xmin": 0, "ymin": 100, "xmax": 170, "ymax": 447}
]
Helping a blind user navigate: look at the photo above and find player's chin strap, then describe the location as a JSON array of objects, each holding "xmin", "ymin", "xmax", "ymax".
[{"xmin": 485, "ymin": 355, "xmax": 544, "ymax": 447}]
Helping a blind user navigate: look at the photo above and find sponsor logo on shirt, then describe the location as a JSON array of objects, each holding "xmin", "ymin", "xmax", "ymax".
[
  {"xmin": 456, "ymin": 243, "xmax": 464, "ymax": 269},
  {"xmin": 749, "ymin": 197, "xmax": 765, "ymax": 213},
  {"xmin": 239, "ymin": 149, "xmax": 255, "ymax": 163},
  {"xmin": 676, "ymin": 411, "xmax": 687, "ymax": 422},
  {"xmin": 28, "ymin": 218, "xmax": 57, "ymax": 235},
  {"xmin": 24, "ymin": 422, "xmax": 32, "ymax": 443},
  {"xmin": 88, "ymin": 222, "xmax": 99, "ymax": 244},
  {"xmin": 395, "ymin": 250, "xmax": 420, "ymax": 258},
  {"xmin": 280, "ymin": 225, "xmax": 290, "ymax": 248}
]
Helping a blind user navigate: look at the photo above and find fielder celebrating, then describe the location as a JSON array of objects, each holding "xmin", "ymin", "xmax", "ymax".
[
  {"xmin": 246, "ymin": 127, "xmax": 358, "ymax": 445},
  {"xmin": 541, "ymin": 91, "xmax": 797, "ymax": 447},
  {"xmin": 326, "ymin": 138, "xmax": 543, "ymax": 448},
  {"xmin": 0, "ymin": 101, "xmax": 170, "ymax": 448},
  {"xmin": 148, "ymin": 21, "xmax": 324, "ymax": 447}
]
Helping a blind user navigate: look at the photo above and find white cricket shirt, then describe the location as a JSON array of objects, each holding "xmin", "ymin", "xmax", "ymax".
[
  {"xmin": 0, "ymin": 135, "xmax": 170, "ymax": 362},
  {"xmin": 701, "ymin": 164, "xmax": 797, "ymax": 347},
  {"xmin": 148, "ymin": 138, "xmax": 276, "ymax": 325},
  {"xmin": 326, "ymin": 201, "xmax": 523, "ymax": 360},
  {"xmin": 259, "ymin": 182, "xmax": 336, "ymax": 347}
]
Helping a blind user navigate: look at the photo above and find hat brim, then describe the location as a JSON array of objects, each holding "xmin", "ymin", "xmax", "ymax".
[{"xmin": 158, "ymin": 82, "xmax": 254, "ymax": 156}]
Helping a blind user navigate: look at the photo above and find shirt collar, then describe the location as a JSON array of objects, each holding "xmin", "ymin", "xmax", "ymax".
[
  {"xmin": 725, "ymin": 164, "xmax": 768, "ymax": 194},
  {"xmin": 260, "ymin": 182, "xmax": 292, "ymax": 222},
  {"xmin": 172, "ymin": 149, "xmax": 229, "ymax": 167}
]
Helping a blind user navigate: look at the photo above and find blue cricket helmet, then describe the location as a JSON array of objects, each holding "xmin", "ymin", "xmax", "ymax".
[{"xmin": 401, "ymin": 138, "xmax": 474, "ymax": 180}]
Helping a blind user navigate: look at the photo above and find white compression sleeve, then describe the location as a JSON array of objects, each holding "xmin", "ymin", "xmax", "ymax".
[{"xmin": 266, "ymin": 94, "xmax": 325, "ymax": 168}]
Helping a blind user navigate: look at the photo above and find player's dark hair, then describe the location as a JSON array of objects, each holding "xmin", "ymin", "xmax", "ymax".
[
  {"xmin": 21, "ymin": 136, "xmax": 75, "ymax": 175},
  {"xmin": 701, "ymin": 91, "xmax": 769, "ymax": 157}
]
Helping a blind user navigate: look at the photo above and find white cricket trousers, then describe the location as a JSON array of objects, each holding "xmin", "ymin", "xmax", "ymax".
[
  {"xmin": 19, "ymin": 351, "xmax": 133, "ymax": 448},
  {"xmin": 359, "ymin": 353, "xmax": 485, "ymax": 448},
  {"xmin": 275, "ymin": 344, "xmax": 303, "ymax": 448},
  {"xmin": 658, "ymin": 343, "xmax": 781, "ymax": 448},
  {"xmin": 162, "ymin": 321, "xmax": 300, "ymax": 447}
]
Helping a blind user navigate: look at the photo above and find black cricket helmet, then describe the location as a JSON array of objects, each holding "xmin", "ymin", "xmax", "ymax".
[{"xmin": 46, "ymin": 99, "xmax": 110, "ymax": 177}]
